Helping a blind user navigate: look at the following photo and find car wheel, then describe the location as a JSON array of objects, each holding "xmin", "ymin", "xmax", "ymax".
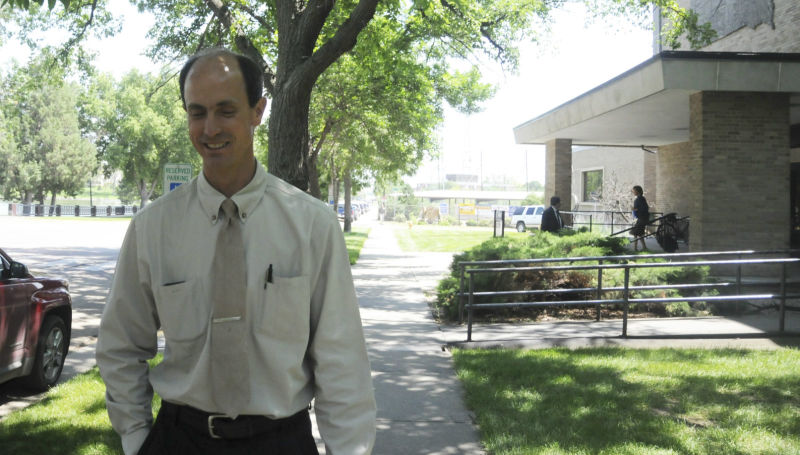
[
  {"xmin": 516, "ymin": 221, "xmax": 526, "ymax": 232},
  {"xmin": 23, "ymin": 316, "xmax": 68, "ymax": 391}
]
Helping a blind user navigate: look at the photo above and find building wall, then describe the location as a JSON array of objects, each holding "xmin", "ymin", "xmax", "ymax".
[
  {"xmin": 671, "ymin": 0, "xmax": 800, "ymax": 52},
  {"xmin": 571, "ymin": 147, "xmax": 656, "ymax": 211},
  {"xmin": 655, "ymin": 141, "xmax": 692, "ymax": 217},
  {"xmin": 689, "ymin": 91, "xmax": 791, "ymax": 252}
]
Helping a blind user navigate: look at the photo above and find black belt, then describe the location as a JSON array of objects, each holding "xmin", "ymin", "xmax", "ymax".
[{"xmin": 161, "ymin": 401, "xmax": 310, "ymax": 440}]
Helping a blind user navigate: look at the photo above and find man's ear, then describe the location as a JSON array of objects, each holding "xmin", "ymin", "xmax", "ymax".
[{"xmin": 252, "ymin": 97, "xmax": 267, "ymax": 126}]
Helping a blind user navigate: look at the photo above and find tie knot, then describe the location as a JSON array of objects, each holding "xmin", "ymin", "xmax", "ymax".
[{"xmin": 221, "ymin": 198, "xmax": 238, "ymax": 220}]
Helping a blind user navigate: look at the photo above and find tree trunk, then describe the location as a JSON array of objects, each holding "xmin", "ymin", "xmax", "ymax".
[
  {"xmin": 343, "ymin": 168, "xmax": 352, "ymax": 233},
  {"xmin": 307, "ymin": 141, "xmax": 321, "ymax": 200},
  {"xmin": 267, "ymin": 87, "xmax": 313, "ymax": 191},
  {"xmin": 329, "ymin": 158, "xmax": 338, "ymax": 211},
  {"xmin": 138, "ymin": 179, "xmax": 148, "ymax": 209},
  {"xmin": 49, "ymin": 192, "xmax": 57, "ymax": 215},
  {"xmin": 307, "ymin": 120, "xmax": 333, "ymax": 200}
]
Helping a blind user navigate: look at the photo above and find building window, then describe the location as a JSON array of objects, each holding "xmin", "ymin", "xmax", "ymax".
[{"xmin": 583, "ymin": 170, "xmax": 602, "ymax": 202}]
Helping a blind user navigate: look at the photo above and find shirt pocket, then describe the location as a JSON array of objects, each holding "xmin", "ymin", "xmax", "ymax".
[
  {"xmin": 258, "ymin": 275, "xmax": 311, "ymax": 342},
  {"xmin": 154, "ymin": 278, "xmax": 208, "ymax": 342}
]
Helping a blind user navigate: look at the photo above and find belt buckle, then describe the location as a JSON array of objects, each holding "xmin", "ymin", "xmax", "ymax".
[{"xmin": 208, "ymin": 415, "xmax": 225, "ymax": 439}]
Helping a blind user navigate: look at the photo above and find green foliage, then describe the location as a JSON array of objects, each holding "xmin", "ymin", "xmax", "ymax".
[
  {"xmin": 0, "ymin": 52, "xmax": 96, "ymax": 203},
  {"xmin": 439, "ymin": 215, "xmax": 460, "ymax": 226},
  {"xmin": 434, "ymin": 230, "xmax": 717, "ymax": 321},
  {"xmin": 465, "ymin": 219, "xmax": 493, "ymax": 227},
  {"xmin": 82, "ymin": 70, "xmax": 199, "ymax": 208},
  {"xmin": 454, "ymin": 347, "xmax": 800, "ymax": 455},
  {"xmin": 393, "ymin": 213, "xmax": 407, "ymax": 223},
  {"xmin": 344, "ymin": 228, "xmax": 369, "ymax": 265},
  {"xmin": 521, "ymin": 192, "xmax": 543, "ymax": 205}
]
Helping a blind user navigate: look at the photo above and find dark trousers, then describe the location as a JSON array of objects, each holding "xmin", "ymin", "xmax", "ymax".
[{"xmin": 138, "ymin": 402, "xmax": 320, "ymax": 455}]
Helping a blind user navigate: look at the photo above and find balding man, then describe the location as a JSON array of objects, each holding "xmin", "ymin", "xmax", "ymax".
[{"xmin": 97, "ymin": 48, "xmax": 376, "ymax": 455}]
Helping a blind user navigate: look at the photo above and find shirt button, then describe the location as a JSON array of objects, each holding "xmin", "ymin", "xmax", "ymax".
[
  {"xmin": 211, "ymin": 215, "xmax": 217, "ymax": 221},
  {"xmin": 242, "ymin": 212, "xmax": 247, "ymax": 219}
]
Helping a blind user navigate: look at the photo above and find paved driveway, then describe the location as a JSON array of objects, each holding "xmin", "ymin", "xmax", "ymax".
[{"xmin": 0, "ymin": 216, "xmax": 129, "ymax": 417}]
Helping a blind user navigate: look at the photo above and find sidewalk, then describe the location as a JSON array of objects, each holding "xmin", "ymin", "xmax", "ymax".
[{"xmin": 351, "ymin": 219, "xmax": 485, "ymax": 455}]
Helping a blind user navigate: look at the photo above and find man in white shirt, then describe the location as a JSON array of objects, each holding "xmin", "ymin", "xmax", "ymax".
[{"xmin": 97, "ymin": 48, "xmax": 376, "ymax": 455}]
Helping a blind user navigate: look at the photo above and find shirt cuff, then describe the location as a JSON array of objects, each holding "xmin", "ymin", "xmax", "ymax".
[{"xmin": 122, "ymin": 427, "xmax": 150, "ymax": 455}]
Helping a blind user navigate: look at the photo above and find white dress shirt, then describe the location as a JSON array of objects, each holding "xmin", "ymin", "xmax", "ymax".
[{"xmin": 96, "ymin": 162, "xmax": 376, "ymax": 455}]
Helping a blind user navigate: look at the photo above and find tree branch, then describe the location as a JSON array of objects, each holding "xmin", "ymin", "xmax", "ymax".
[
  {"xmin": 303, "ymin": 0, "xmax": 379, "ymax": 82},
  {"xmin": 204, "ymin": 0, "xmax": 277, "ymax": 96}
]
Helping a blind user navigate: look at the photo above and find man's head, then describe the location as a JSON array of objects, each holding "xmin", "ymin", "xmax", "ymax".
[
  {"xmin": 180, "ymin": 48, "xmax": 264, "ymax": 109},
  {"xmin": 180, "ymin": 49, "xmax": 267, "ymax": 194},
  {"xmin": 632, "ymin": 185, "xmax": 643, "ymax": 196},
  {"xmin": 550, "ymin": 196, "xmax": 561, "ymax": 207}
]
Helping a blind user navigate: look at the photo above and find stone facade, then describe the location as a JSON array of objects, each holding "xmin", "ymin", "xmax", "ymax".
[
  {"xmin": 675, "ymin": 0, "xmax": 800, "ymax": 52},
  {"xmin": 688, "ymin": 91, "xmax": 791, "ymax": 251}
]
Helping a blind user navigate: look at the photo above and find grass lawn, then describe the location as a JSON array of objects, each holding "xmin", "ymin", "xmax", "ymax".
[
  {"xmin": 393, "ymin": 223, "xmax": 528, "ymax": 252},
  {"xmin": 344, "ymin": 227, "xmax": 370, "ymax": 264},
  {"xmin": 0, "ymin": 366, "xmax": 156, "ymax": 455},
  {"xmin": 453, "ymin": 347, "xmax": 800, "ymax": 455}
]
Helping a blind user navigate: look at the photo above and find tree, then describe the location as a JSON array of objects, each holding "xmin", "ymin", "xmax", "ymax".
[
  {"xmin": 7, "ymin": 0, "xmax": 715, "ymax": 191},
  {"xmin": 0, "ymin": 54, "xmax": 96, "ymax": 204},
  {"xmin": 0, "ymin": 109, "xmax": 18, "ymax": 198},
  {"xmin": 84, "ymin": 71, "xmax": 199, "ymax": 207}
]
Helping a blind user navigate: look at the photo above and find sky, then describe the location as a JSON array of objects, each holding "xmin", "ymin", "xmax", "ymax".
[{"xmin": 1, "ymin": 0, "xmax": 655, "ymax": 189}]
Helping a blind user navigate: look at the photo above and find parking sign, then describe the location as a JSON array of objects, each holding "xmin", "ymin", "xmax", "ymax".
[{"xmin": 163, "ymin": 164, "xmax": 193, "ymax": 192}]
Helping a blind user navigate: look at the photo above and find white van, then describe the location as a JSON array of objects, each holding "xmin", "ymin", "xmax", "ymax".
[{"xmin": 509, "ymin": 205, "xmax": 545, "ymax": 232}]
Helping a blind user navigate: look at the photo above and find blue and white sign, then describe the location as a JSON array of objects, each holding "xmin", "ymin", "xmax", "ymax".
[{"xmin": 164, "ymin": 163, "xmax": 193, "ymax": 192}]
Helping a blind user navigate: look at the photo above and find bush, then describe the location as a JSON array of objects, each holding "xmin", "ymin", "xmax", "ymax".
[
  {"xmin": 465, "ymin": 219, "xmax": 493, "ymax": 227},
  {"xmin": 434, "ymin": 231, "xmax": 715, "ymax": 322},
  {"xmin": 393, "ymin": 213, "xmax": 407, "ymax": 223},
  {"xmin": 439, "ymin": 216, "xmax": 460, "ymax": 226}
]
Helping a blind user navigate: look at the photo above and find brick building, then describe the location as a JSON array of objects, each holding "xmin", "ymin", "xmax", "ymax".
[{"xmin": 514, "ymin": 0, "xmax": 800, "ymax": 251}]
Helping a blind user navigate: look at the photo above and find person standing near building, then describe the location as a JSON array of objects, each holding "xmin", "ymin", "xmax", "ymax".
[
  {"xmin": 540, "ymin": 196, "xmax": 564, "ymax": 233},
  {"xmin": 96, "ymin": 48, "xmax": 376, "ymax": 455},
  {"xmin": 631, "ymin": 185, "xmax": 650, "ymax": 251}
]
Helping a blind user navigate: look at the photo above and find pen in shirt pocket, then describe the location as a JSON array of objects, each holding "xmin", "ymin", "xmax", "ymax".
[{"xmin": 264, "ymin": 263, "xmax": 273, "ymax": 289}]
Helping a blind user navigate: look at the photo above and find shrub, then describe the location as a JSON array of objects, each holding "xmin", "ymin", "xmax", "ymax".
[
  {"xmin": 434, "ymin": 231, "xmax": 715, "ymax": 322},
  {"xmin": 465, "ymin": 219, "xmax": 493, "ymax": 227},
  {"xmin": 393, "ymin": 213, "xmax": 407, "ymax": 223},
  {"xmin": 439, "ymin": 216, "xmax": 460, "ymax": 226}
]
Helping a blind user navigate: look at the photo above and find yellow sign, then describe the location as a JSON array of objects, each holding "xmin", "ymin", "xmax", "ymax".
[{"xmin": 459, "ymin": 204, "xmax": 476, "ymax": 215}]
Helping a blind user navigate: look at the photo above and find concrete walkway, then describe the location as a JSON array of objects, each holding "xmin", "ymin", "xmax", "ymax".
[{"xmin": 352, "ymin": 220, "xmax": 485, "ymax": 454}]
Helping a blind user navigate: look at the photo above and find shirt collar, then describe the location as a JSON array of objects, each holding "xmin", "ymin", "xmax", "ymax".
[{"xmin": 197, "ymin": 160, "xmax": 269, "ymax": 225}]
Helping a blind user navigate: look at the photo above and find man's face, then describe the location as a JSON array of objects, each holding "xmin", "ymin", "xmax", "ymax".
[{"xmin": 184, "ymin": 55, "xmax": 266, "ymax": 176}]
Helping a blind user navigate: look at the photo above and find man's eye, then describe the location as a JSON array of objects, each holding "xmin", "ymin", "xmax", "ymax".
[
  {"xmin": 189, "ymin": 112, "xmax": 205, "ymax": 119},
  {"xmin": 222, "ymin": 110, "xmax": 236, "ymax": 117}
]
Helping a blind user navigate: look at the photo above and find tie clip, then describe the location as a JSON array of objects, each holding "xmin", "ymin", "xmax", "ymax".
[{"xmin": 212, "ymin": 316, "xmax": 242, "ymax": 323}]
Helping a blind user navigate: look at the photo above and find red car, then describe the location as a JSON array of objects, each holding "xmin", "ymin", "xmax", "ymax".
[{"xmin": 1, "ymin": 248, "xmax": 71, "ymax": 390}]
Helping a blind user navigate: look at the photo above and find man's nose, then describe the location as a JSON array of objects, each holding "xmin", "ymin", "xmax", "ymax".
[{"xmin": 204, "ymin": 115, "xmax": 222, "ymax": 136}]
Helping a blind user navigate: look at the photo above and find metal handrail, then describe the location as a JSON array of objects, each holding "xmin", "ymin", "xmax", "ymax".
[
  {"xmin": 458, "ymin": 250, "xmax": 800, "ymax": 341},
  {"xmin": 456, "ymin": 249, "xmax": 799, "ymax": 323}
]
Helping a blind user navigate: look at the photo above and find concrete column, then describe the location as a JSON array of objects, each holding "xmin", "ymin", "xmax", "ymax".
[
  {"xmin": 545, "ymin": 138, "xmax": 572, "ymax": 210},
  {"xmin": 689, "ymin": 91, "xmax": 791, "ymax": 252}
]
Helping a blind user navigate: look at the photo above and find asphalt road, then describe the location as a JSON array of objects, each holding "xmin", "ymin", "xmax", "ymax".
[{"xmin": 0, "ymin": 215, "xmax": 130, "ymax": 418}]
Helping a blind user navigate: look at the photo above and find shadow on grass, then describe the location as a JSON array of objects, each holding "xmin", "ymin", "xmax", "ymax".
[
  {"xmin": 455, "ymin": 347, "xmax": 800, "ymax": 455},
  {"xmin": 0, "ymin": 368, "xmax": 127, "ymax": 455}
]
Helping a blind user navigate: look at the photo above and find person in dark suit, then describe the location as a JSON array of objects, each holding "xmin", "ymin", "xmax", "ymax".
[
  {"xmin": 540, "ymin": 196, "xmax": 564, "ymax": 233},
  {"xmin": 631, "ymin": 185, "xmax": 650, "ymax": 251}
]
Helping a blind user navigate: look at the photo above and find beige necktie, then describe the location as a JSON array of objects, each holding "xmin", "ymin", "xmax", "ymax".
[{"xmin": 210, "ymin": 198, "xmax": 250, "ymax": 416}]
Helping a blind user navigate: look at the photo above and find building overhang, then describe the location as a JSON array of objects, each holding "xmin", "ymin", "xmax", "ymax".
[
  {"xmin": 513, "ymin": 51, "xmax": 800, "ymax": 147},
  {"xmin": 413, "ymin": 190, "xmax": 531, "ymax": 202}
]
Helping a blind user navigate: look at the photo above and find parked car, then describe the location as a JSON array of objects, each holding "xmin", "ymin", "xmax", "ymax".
[
  {"xmin": 510, "ymin": 205, "xmax": 545, "ymax": 232},
  {"xmin": 337, "ymin": 205, "xmax": 358, "ymax": 221},
  {"xmin": 0, "ymin": 248, "xmax": 72, "ymax": 390}
]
